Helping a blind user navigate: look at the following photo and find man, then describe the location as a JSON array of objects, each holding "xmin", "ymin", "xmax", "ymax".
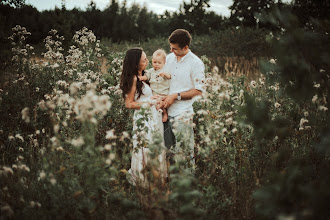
[{"xmin": 160, "ymin": 29, "xmax": 205, "ymax": 169}]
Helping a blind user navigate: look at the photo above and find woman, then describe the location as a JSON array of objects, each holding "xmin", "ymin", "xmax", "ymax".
[{"xmin": 120, "ymin": 48, "xmax": 167, "ymax": 187}]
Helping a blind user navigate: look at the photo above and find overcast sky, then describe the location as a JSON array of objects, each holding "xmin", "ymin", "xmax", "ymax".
[{"xmin": 26, "ymin": 0, "xmax": 234, "ymax": 17}]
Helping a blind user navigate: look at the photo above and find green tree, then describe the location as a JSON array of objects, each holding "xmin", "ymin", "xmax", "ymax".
[
  {"xmin": 292, "ymin": 0, "xmax": 330, "ymax": 25},
  {"xmin": 229, "ymin": 0, "xmax": 280, "ymax": 28},
  {"xmin": 1, "ymin": 0, "xmax": 25, "ymax": 8}
]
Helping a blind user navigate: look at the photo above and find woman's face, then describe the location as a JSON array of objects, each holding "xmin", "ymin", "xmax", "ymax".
[{"xmin": 138, "ymin": 51, "xmax": 148, "ymax": 72}]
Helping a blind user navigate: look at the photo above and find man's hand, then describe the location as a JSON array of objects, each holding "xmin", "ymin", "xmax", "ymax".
[{"xmin": 161, "ymin": 93, "xmax": 177, "ymax": 109}]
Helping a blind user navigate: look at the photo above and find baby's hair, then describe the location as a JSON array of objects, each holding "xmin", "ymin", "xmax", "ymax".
[{"xmin": 152, "ymin": 49, "xmax": 166, "ymax": 61}]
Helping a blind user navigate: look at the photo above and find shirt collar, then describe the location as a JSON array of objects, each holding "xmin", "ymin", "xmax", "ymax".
[{"xmin": 178, "ymin": 49, "xmax": 191, "ymax": 63}]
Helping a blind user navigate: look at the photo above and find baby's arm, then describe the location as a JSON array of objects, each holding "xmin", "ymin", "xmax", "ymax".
[
  {"xmin": 159, "ymin": 72, "xmax": 171, "ymax": 79},
  {"xmin": 138, "ymin": 75, "xmax": 148, "ymax": 81}
]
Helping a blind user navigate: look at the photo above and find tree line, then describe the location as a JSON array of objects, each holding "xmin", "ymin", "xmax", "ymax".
[{"xmin": 0, "ymin": 0, "xmax": 329, "ymax": 47}]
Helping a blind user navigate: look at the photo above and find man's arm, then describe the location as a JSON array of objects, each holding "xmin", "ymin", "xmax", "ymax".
[{"xmin": 161, "ymin": 89, "xmax": 202, "ymax": 109}]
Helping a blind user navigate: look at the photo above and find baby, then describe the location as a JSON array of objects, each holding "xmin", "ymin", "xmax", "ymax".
[{"xmin": 138, "ymin": 49, "xmax": 171, "ymax": 122}]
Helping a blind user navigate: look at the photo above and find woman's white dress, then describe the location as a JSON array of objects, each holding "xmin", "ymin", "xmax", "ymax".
[{"xmin": 127, "ymin": 82, "xmax": 167, "ymax": 187}]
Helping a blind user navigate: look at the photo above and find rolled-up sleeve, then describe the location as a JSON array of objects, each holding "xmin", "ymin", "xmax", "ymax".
[{"xmin": 192, "ymin": 60, "xmax": 205, "ymax": 92}]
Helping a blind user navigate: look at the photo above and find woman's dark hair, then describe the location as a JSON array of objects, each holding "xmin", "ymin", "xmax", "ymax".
[
  {"xmin": 168, "ymin": 29, "xmax": 192, "ymax": 48},
  {"xmin": 120, "ymin": 48, "xmax": 144, "ymax": 99}
]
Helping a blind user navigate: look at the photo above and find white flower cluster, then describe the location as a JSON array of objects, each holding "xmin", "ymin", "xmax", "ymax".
[
  {"xmin": 73, "ymin": 27, "xmax": 97, "ymax": 46},
  {"xmin": 8, "ymin": 25, "xmax": 34, "ymax": 64},
  {"xmin": 42, "ymin": 29, "xmax": 64, "ymax": 64}
]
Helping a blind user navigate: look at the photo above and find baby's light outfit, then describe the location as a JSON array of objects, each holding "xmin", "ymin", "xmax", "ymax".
[{"xmin": 145, "ymin": 68, "xmax": 171, "ymax": 96}]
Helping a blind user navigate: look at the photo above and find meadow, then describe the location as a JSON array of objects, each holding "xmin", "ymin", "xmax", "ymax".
[{"xmin": 0, "ymin": 12, "xmax": 329, "ymax": 220}]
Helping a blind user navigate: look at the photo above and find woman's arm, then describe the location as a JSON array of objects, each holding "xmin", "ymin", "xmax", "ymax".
[{"xmin": 124, "ymin": 76, "xmax": 142, "ymax": 109}]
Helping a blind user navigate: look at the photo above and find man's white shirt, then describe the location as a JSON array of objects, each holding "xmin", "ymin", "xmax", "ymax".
[{"xmin": 164, "ymin": 50, "xmax": 205, "ymax": 117}]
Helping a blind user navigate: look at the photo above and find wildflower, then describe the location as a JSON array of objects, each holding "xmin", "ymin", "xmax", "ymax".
[
  {"xmin": 197, "ymin": 109, "xmax": 208, "ymax": 115},
  {"xmin": 39, "ymin": 171, "xmax": 46, "ymax": 180},
  {"xmin": 314, "ymin": 83, "xmax": 320, "ymax": 88},
  {"xmin": 232, "ymin": 128, "xmax": 238, "ymax": 134},
  {"xmin": 222, "ymin": 128, "xmax": 228, "ymax": 135},
  {"xmin": 299, "ymin": 118, "xmax": 309, "ymax": 130},
  {"xmin": 15, "ymin": 134, "xmax": 24, "ymax": 142},
  {"xmin": 225, "ymin": 117, "xmax": 233, "ymax": 125},
  {"xmin": 8, "ymin": 135, "xmax": 14, "ymax": 140},
  {"xmin": 274, "ymin": 102, "xmax": 281, "ymax": 108},
  {"xmin": 299, "ymin": 118, "xmax": 309, "ymax": 127},
  {"xmin": 50, "ymin": 177, "xmax": 57, "ymax": 185},
  {"xmin": 104, "ymin": 144, "xmax": 111, "ymax": 151},
  {"xmin": 109, "ymin": 153, "xmax": 116, "ymax": 160},
  {"xmin": 71, "ymin": 136, "xmax": 85, "ymax": 147},
  {"xmin": 1, "ymin": 205, "xmax": 14, "ymax": 217},
  {"xmin": 212, "ymin": 66, "xmax": 219, "ymax": 73},
  {"xmin": 106, "ymin": 129, "xmax": 117, "ymax": 140},
  {"xmin": 269, "ymin": 58, "xmax": 276, "ymax": 64},
  {"xmin": 53, "ymin": 124, "xmax": 60, "ymax": 134},
  {"xmin": 56, "ymin": 146, "xmax": 64, "ymax": 151},
  {"xmin": 318, "ymin": 105, "xmax": 328, "ymax": 111},
  {"xmin": 2, "ymin": 166, "xmax": 14, "ymax": 175},
  {"xmin": 304, "ymin": 111, "xmax": 309, "ymax": 117},
  {"xmin": 21, "ymin": 107, "xmax": 30, "ymax": 123},
  {"xmin": 29, "ymin": 201, "xmax": 36, "ymax": 208},
  {"xmin": 250, "ymin": 81, "xmax": 257, "ymax": 88},
  {"xmin": 312, "ymin": 95, "xmax": 318, "ymax": 103},
  {"xmin": 18, "ymin": 164, "xmax": 30, "ymax": 172}
]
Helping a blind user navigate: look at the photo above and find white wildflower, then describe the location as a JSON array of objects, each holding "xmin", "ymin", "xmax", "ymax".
[
  {"xmin": 71, "ymin": 136, "xmax": 85, "ymax": 147},
  {"xmin": 104, "ymin": 144, "xmax": 111, "ymax": 151},
  {"xmin": 250, "ymin": 81, "xmax": 257, "ymax": 88},
  {"xmin": 15, "ymin": 134, "xmax": 24, "ymax": 142},
  {"xmin": 269, "ymin": 58, "xmax": 276, "ymax": 64},
  {"xmin": 53, "ymin": 124, "xmax": 60, "ymax": 134},
  {"xmin": 2, "ymin": 166, "xmax": 14, "ymax": 175},
  {"xmin": 274, "ymin": 102, "xmax": 281, "ymax": 108},
  {"xmin": 106, "ymin": 129, "xmax": 117, "ymax": 140},
  {"xmin": 39, "ymin": 171, "xmax": 46, "ymax": 180},
  {"xmin": 109, "ymin": 153, "xmax": 116, "ymax": 160},
  {"xmin": 50, "ymin": 177, "xmax": 57, "ymax": 185},
  {"xmin": 21, "ymin": 107, "xmax": 30, "ymax": 123},
  {"xmin": 318, "ymin": 105, "xmax": 328, "ymax": 111},
  {"xmin": 56, "ymin": 146, "xmax": 64, "ymax": 151},
  {"xmin": 312, "ymin": 95, "xmax": 318, "ymax": 103}
]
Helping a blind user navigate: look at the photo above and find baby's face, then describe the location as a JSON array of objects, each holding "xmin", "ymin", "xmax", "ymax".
[{"xmin": 152, "ymin": 56, "xmax": 165, "ymax": 71}]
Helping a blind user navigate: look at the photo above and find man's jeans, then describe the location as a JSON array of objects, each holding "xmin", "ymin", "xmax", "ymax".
[{"xmin": 163, "ymin": 114, "xmax": 195, "ymax": 169}]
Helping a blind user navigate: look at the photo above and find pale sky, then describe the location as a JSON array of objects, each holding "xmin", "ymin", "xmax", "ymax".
[{"xmin": 25, "ymin": 0, "xmax": 233, "ymax": 17}]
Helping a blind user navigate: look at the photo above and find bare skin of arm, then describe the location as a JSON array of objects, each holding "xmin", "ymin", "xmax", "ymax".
[
  {"xmin": 124, "ymin": 76, "xmax": 146, "ymax": 109},
  {"xmin": 158, "ymin": 89, "xmax": 202, "ymax": 109},
  {"xmin": 159, "ymin": 72, "xmax": 171, "ymax": 79}
]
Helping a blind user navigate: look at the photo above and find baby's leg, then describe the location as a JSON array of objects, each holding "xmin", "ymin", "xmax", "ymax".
[{"xmin": 162, "ymin": 108, "xmax": 168, "ymax": 122}]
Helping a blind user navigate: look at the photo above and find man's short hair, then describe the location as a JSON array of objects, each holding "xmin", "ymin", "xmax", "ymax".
[{"xmin": 168, "ymin": 29, "xmax": 192, "ymax": 49}]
